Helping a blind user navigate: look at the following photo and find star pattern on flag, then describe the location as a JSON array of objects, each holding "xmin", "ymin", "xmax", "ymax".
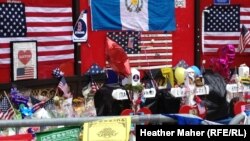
[
  {"xmin": 0, "ymin": 97, "xmax": 10, "ymax": 113},
  {"xmin": 87, "ymin": 64, "xmax": 105, "ymax": 75},
  {"xmin": 107, "ymin": 31, "xmax": 140, "ymax": 54},
  {"xmin": 30, "ymin": 96, "xmax": 41, "ymax": 105},
  {"xmin": 0, "ymin": 96, "xmax": 14, "ymax": 120},
  {"xmin": 0, "ymin": 3, "xmax": 27, "ymax": 37},
  {"xmin": 107, "ymin": 31, "xmax": 173, "ymax": 69},
  {"xmin": 44, "ymin": 97, "xmax": 54, "ymax": 109},
  {"xmin": 204, "ymin": 5, "xmax": 240, "ymax": 32},
  {"xmin": 30, "ymin": 96, "xmax": 54, "ymax": 112},
  {"xmin": 52, "ymin": 68, "xmax": 64, "ymax": 79},
  {"xmin": 0, "ymin": 1, "xmax": 74, "ymax": 66}
]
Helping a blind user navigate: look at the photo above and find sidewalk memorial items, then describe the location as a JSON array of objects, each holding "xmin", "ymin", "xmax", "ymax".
[
  {"xmin": 83, "ymin": 116, "xmax": 131, "ymax": 141},
  {"xmin": 210, "ymin": 44, "xmax": 236, "ymax": 81},
  {"xmin": 203, "ymin": 72, "xmax": 229, "ymax": 120},
  {"xmin": 176, "ymin": 67, "xmax": 208, "ymax": 118},
  {"xmin": 106, "ymin": 37, "xmax": 131, "ymax": 77}
]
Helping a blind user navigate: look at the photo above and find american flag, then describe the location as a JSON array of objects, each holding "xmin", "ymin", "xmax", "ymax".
[
  {"xmin": 0, "ymin": 96, "xmax": 14, "ymax": 120},
  {"xmin": 58, "ymin": 76, "xmax": 69, "ymax": 95},
  {"xmin": 52, "ymin": 67, "xmax": 64, "ymax": 79},
  {"xmin": 31, "ymin": 96, "xmax": 54, "ymax": 112},
  {"xmin": 202, "ymin": 5, "xmax": 250, "ymax": 54},
  {"xmin": 239, "ymin": 24, "xmax": 250, "ymax": 53},
  {"xmin": 30, "ymin": 96, "xmax": 45, "ymax": 112},
  {"xmin": 16, "ymin": 66, "xmax": 34, "ymax": 80},
  {"xmin": 43, "ymin": 97, "xmax": 54, "ymax": 109},
  {"xmin": 107, "ymin": 31, "xmax": 173, "ymax": 70},
  {"xmin": 0, "ymin": 1, "xmax": 74, "ymax": 66}
]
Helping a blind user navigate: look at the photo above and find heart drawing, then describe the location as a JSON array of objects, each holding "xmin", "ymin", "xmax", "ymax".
[{"xmin": 18, "ymin": 50, "xmax": 32, "ymax": 65}]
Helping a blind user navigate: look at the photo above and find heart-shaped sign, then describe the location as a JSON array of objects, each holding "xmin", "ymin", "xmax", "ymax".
[
  {"xmin": 179, "ymin": 105, "xmax": 206, "ymax": 119},
  {"xmin": 234, "ymin": 101, "xmax": 247, "ymax": 115},
  {"xmin": 120, "ymin": 109, "xmax": 133, "ymax": 115},
  {"xmin": 121, "ymin": 107, "xmax": 152, "ymax": 116},
  {"xmin": 121, "ymin": 107, "xmax": 152, "ymax": 125},
  {"xmin": 18, "ymin": 50, "xmax": 32, "ymax": 65}
]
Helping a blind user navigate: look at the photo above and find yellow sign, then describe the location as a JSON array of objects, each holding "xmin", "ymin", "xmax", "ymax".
[
  {"xmin": 161, "ymin": 67, "xmax": 174, "ymax": 87},
  {"xmin": 83, "ymin": 116, "xmax": 131, "ymax": 141}
]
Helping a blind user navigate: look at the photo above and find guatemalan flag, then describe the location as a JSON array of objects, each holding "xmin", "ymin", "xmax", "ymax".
[{"xmin": 90, "ymin": 0, "xmax": 176, "ymax": 31}]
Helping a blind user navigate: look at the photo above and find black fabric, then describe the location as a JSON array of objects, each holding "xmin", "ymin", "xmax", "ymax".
[
  {"xmin": 141, "ymin": 75, "xmax": 181, "ymax": 114},
  {"xmin": 144, "ymin": 89, "xmax": 181, "ymax": 114},
  {"xmin": 94, "ymin": 84, "xmax": 131, "ymax": 116},
  {"xmin": 203, "ymin": 72, "xmax": 229, "ymax": 120},
  {"xmin": 157, "ymin": 89, "xmax": 181, "ymax": 114}
]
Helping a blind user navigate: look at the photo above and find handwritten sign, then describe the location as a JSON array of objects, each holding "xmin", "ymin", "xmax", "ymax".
[
  {"xmin": 226, "ymin": 84, "xmax": 250, "ymax": 93},
  {"xmin": 142, "ymin": 88, "xmax": 156, "ymax": 98},
  {"xmin": 195, "ymin": 86, "xmax": 209, "ymax": 96},
  {"xmin": 170, "ymin": 87, "xmax": 185, "ymax": 97},
  {"xmin": 112, "ymin": 89, "xmax": 128, "ymax": 100},
  {"xmin": 170, "ymin": 85, "xmax": 209, "ymax": 98}
]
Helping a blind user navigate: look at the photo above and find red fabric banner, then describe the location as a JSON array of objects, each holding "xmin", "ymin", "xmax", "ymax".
[{"xmin": 0, "ymin": 133, "xmax": 33, "ymax": 141}]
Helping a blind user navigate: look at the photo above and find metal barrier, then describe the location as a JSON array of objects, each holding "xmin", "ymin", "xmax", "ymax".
[
  {"xmin": 0, "ymin": 114, "xmax": 175, "ymax": 129},
  {"xmin": 0, "ymin": 114, "xmax": 176, "ymax": 134},
  {"xmin": 0, "ymin": 114, "xmax": 222, "ymax": 134},
  {"xmin": 229, "ymin": 112, "xmax": 250, "ymax": 125}
]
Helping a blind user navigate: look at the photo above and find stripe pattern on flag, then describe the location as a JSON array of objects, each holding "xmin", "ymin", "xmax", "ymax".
[
  {"xmin": 16, "ymin": 66, "xmax": 34, "ymax": 80},
  {"xmin": 202, "ymin": 5, "xmax": 250, "ymax": 54},
  {"xmin": 30, "ymin": 96, "xmax": 45, "ymax": 112},
  {"xmin": 106, "ymin": 31, "xmax": 173, "ymax": 70},
  {"xmin": 239, "ymin": 24, "xmax": 250, "ymax": 53},
  {"xmin": 0, "ymin": 1, "xmax": 74, "ymax": 65},
  {"xmin": 58, "ymin": 77, "xmax": 69, "ymax": 95}
]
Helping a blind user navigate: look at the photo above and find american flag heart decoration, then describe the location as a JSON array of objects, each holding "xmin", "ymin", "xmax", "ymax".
[{"xmin": 52, "ymin": 68, "xmax": 64, "ymax": 79}]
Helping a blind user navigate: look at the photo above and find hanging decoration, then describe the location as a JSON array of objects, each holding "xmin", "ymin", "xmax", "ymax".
[
  {"xmin": 210, "ymin": 44, "xmax": 236, "ymax": 81},
  {"xmin": 105, "ymin": 37, "xmax": 131, "ymax": 77},
  {"xmin": 72, "ymin": 10, "xmax": 88, "ymax": 42}
]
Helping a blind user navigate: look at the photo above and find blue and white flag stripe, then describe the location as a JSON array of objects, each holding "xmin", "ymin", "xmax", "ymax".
[
  {"xmin": 91, "ymin": 0, "xmax": 176, "ymax": 31},
  {"xmin": 164, "ymin": 114, "xmax": 223, "ymax": 125},
  {"xmin": 164, "ymin": 114, "xmax": 203, "ymax": 125}
]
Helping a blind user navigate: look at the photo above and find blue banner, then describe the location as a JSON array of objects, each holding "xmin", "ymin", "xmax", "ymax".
[{"xmin": 214, "ymin": 0, "xmax": 230, "ymax": 5}]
